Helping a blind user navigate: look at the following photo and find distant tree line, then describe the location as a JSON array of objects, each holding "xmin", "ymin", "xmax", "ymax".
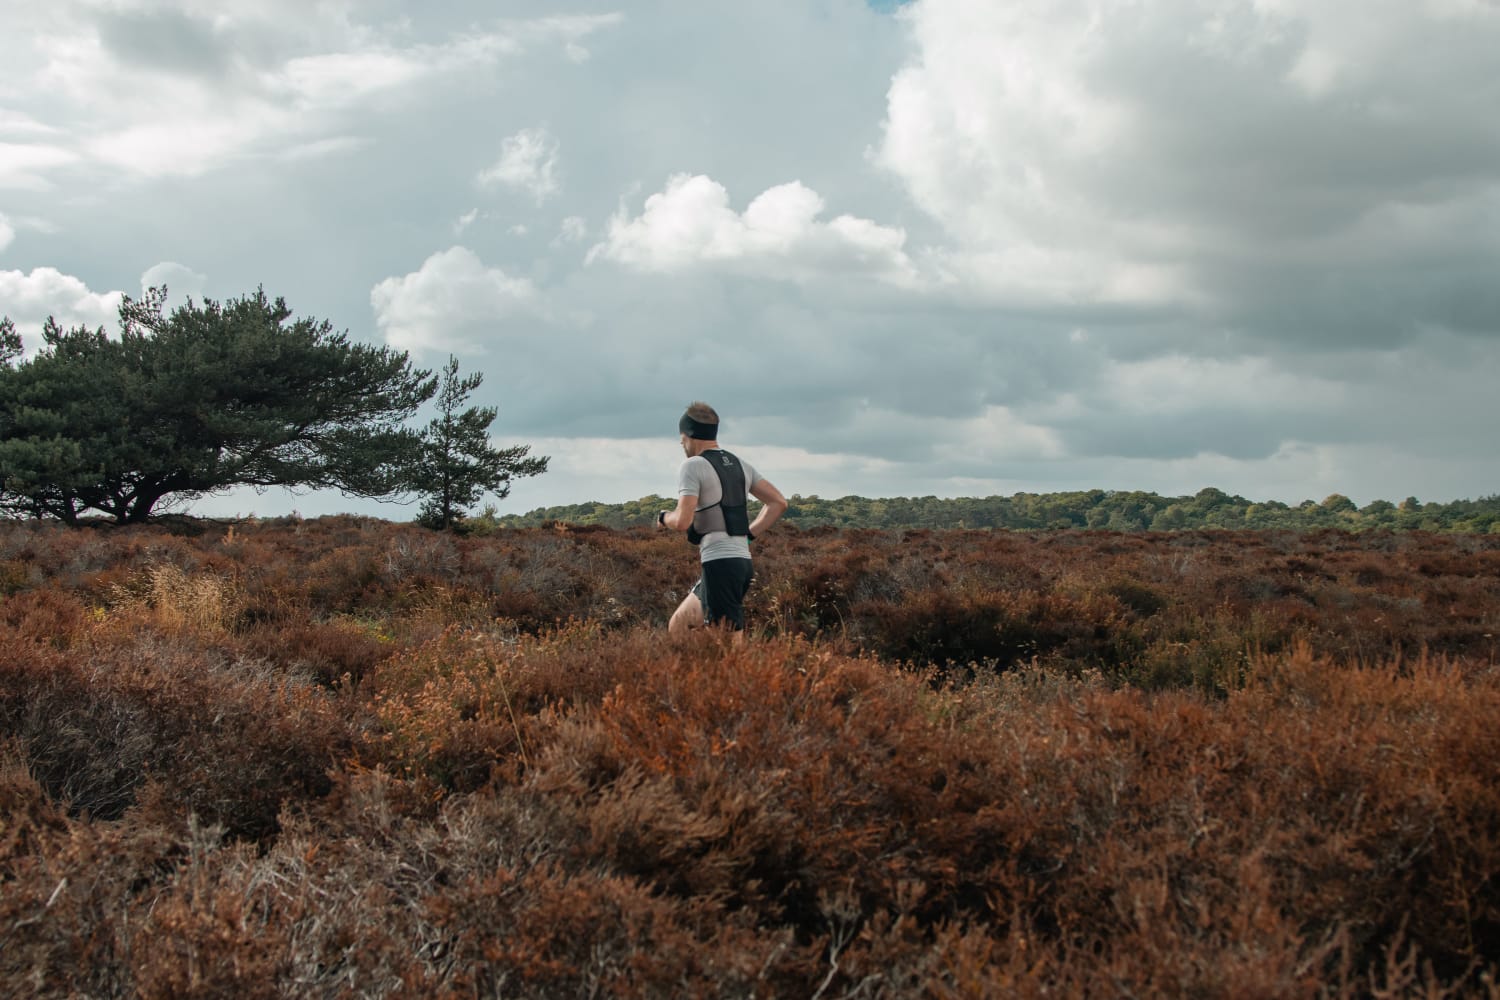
[
  {"xmin": 497, "ymin": 487, "xmax": 1500, "ymax": 534},
  {"xmin": 1, "ymin": 288, "xmax": 545, "ymax": 527}
]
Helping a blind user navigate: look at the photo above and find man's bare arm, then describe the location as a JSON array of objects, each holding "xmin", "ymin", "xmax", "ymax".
[
  {"xmin": 749, "ymin": 479, "xmax": 788, "ymax": 537},
  {"xmin": 660, "ymin": 494, "xmax": 698, "ymax": 532}
]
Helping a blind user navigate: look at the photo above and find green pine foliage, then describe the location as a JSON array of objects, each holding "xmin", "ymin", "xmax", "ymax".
[
  {"xmin": 408, "ymin": 356, "xmax": 547, "ymax": 531},
  {"xmin": 0, "ymin": 287, "xmax": 439, "ymax": 523}
]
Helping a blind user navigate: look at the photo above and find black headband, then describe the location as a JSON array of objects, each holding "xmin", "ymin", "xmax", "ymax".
[{"xmin": 679, "ymin": 413, "xmax": 718, "ymax": 440}]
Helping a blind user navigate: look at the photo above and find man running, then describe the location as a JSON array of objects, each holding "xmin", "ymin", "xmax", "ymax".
[{"xmin": 656, "ymin": 401, "xmax": 788, "ymax": 634}]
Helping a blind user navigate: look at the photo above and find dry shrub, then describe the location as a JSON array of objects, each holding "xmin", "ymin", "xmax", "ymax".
[
  {"xmin": 0, "ymin": 589, "xmax": 90, "ymax": 648},
  {"xmin": 0, "ymin": 557, "xmax": 34, "ymax": 595},
  {"xmin": 3, "ymin": 519, "xmax": 1499, "ymax": 996},
  {"xmin": 6, "ymin": 622, "xmax": 1499, "ymax": 996},
  {"xmin": 0, "ymin": 619, "xmax": 360, "ymax": 837},
  {"xmin": 304, "ymin": 544, "xmax": 384, "ymax": 613},
  {"xmin": 241, "ymin": 618, "xmax": 395, "ymax": 688},
  {"xmin": 426, "ymin": 857, "xmax": 801, "ymax": 997},
  {"xmin": 0, "ymin": 739, "xmax": 69, "ymax": 865},
  {"xmin": 0, "ymin": 769, "xmax": 182, "ymax": 998},
  {"xmin": 403, "ymin": 629, "xmax": 1491, "ymax": 995},
  {"xmin": 1232, "ymin": 646, "xmax": 1500, "ymax": 977},
  {"xmin": 369, "ymin": 621, "xmax": 630, "ymax": 792}
]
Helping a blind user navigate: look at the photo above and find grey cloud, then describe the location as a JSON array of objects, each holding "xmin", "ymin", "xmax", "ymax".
[
  {"xmin": 880, "ymin": 0, "xmax": 1500, "ymax": 364},
  {"xmin": 95, "ymin": 9, "xmax": 234, "ymax": 79},
  {"xmin": 1036, "ymin": 324, "xmax": 1500, "ymax": 467},
  {"xmin": 454, "ymin": 263, "xmax": 1107, "ymax": 467},
  {"xmin": 1053, "ymin": 410, "xmax": 1325, "ymax": 463},
  {"xmin": 1198, "ymin": 236, "xmax": 1500, "ymax": 352},
  {"xmin": 1086, "ymin": 6, "xmax": 1500, "ymax": 233}
]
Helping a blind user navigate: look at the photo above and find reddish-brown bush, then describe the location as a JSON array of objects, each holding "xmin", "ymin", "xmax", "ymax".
[{"xmin": 1, "ymin": 518, "xmax": 1497, "ymax": 996}]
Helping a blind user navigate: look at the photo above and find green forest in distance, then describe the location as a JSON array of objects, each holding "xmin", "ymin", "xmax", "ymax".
[{"xmin": 493, "ymin": 488, "xmax": 1500, "ymax": 534}]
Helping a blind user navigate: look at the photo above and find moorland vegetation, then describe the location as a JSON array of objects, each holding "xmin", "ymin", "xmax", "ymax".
[{"xmin": 3, "ymin": 516, "xmax": 1498, "ymax": 996}]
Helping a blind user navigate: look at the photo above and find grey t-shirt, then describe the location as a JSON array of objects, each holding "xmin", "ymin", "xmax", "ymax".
[{"xmin": 678, "ymin": 449, "xmax": 760, "ymax": 563}]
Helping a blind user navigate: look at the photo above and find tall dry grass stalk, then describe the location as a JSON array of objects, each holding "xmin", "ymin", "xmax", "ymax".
[{"xmin": 110, "ymin": 563, "xmax": 241, "ymax": 634}]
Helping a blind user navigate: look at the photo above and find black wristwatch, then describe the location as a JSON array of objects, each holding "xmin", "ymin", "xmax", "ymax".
[{"xmin": 657, "ymin": 511, "xmax": 666, "ymax": 527}]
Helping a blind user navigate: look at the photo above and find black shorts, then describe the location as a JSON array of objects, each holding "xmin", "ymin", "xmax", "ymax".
[{"xmin": 691, "ymin": 558, "xmax": 754, "ymax": 631}]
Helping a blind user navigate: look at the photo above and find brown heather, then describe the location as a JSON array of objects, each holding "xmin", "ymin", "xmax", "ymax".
[{"xmin": 1, "ymin": 516, "xmax": 1498, "ymax": 997}]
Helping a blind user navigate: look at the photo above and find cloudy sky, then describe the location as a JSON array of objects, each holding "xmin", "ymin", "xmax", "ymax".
[{"xmin": 3, "ymin": 0, "xmax": 1498, "ymax": 518}]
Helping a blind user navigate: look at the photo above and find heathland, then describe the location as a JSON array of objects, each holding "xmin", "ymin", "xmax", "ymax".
[{"xmin": 2, "ymin": 517, "xmax": 1497, "ymax": 996}]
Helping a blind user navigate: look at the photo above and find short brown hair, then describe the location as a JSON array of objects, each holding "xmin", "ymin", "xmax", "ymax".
[{"xmin": 685, "ymin": 401, "xmax": 719, "ymax": 424}]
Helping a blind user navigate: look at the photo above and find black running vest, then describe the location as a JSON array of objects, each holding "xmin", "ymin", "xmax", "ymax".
[{"xmin": 687, "ymin": 449, "xmax": 751, "ymax": 545}]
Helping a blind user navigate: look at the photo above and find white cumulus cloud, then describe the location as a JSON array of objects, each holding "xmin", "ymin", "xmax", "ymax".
[
  {"xmin": 590, "ymin": 174, "xmax": 917, "ymax": 285},
  {"xmin": 0, "ymin": 266, "xmax": 124, "ymax": 348},
  {"xmin": 478, "ymin": 128, "xmax": 561, "ymax": 202},
  {"xmin": 370, "ymin": 246, "xmax": 542, "ymax": 357},
  {"xmin": 140, "ymin": 261, "xmax": 208, "ymax": 303},
  {"xmin": 453, "ymin": 208, "xmax": 480, "ymax": 235},
  {"xmin": 555, "ymin": 215, "xmax": 588, "ymax": 244}
]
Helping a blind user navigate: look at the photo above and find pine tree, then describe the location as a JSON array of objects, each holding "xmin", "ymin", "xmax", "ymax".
[
  {"xmin": 411, "ymin": 356, "xmax": 548, "ymax": 530},
  {"xmin": 1, "ymin": 288, "xmax": 436, "ymax": 523}
]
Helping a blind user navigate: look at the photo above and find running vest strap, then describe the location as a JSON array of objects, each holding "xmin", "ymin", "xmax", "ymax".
[{"xmin": 688, "ymin": 450, "xmax": 751, "ymax": 545}]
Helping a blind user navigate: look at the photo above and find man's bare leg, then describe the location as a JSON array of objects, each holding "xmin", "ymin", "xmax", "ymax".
[
  {"xmin": 669, "ymin": 591, "xmax": 747, "ymax": 643},
  {"xmin": 669, "ymin": 592, "xmax": 702, "ymax": 635}
]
